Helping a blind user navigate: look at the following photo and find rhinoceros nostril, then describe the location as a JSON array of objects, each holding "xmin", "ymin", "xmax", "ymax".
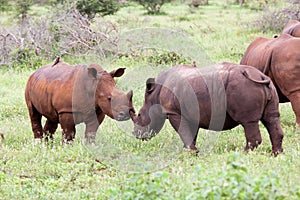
[
  {"xmin": 119, "ymin": 111, "xmax": 125, "ymax": 117},
  {"xmin": 117, "ymin": 111, "xmax": 130, "ymax": 121}
]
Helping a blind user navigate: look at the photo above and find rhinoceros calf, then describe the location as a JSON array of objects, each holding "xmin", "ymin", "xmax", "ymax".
[
  {"xmin": 25, "ymin": 58, "xmax": 134, "ymax": 142},
  {"xmin": 130, "ymin": 62, "xmax": 284, "ymax": 156}
]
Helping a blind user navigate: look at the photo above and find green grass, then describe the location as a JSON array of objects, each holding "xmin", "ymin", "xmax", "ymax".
[{"xmin": 1, "ymin": 2, "xmax": 300, "ymax": 199}]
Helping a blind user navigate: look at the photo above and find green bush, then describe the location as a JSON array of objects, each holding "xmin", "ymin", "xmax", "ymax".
[
  {"xmin": 244, "ymin": 0, "xmax": 279, "ymax": 11},
  {"xmin": 132, "ymin": 0, "xmax": 174, "ymax": 14},
  {"xmin": 15, "ymin": 0, "xmax": 34, "ymax": 22},
  {"xmin": 118, "ymin": 49, "xmax": 190, "ymax": 66},
  {"xmin": 10, "ymin": 48, "xmax": 44, "ymax": 70},
  {"xmin": 0, "ymin": 0, "xmax": 9, "ymax": 12},
  {"xmin": 76, "ymin": 0, "xmax": 119, "ymax": 19}
]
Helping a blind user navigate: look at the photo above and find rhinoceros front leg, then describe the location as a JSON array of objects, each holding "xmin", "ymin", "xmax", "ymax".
[
  {"xmin": 84, "ymin": 113, "xmax": 105, "ymax": 144},
  {"xmin": 242, "ymin": 122, "xmax": 262, "ymax": 152},
  {"xmin": 168, "ymin": 114, "xmax": 199, "ymax": 151},
  {"xmin": 59, "ymin": 113, "xmax": 76, "ymax": 143}
]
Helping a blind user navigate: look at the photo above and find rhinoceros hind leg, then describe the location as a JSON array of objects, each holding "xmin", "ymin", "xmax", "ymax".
[
  {"xmin": 168, "ymin": 114, "xmax": 199, "ymax": 151},
  {"xmin": 43, "ymin": 120, "xmax": 58, "ymax": 142},
  {"xmin": 28, "ymin": 103, "xmax": 43, "ymax": 139},
  {"xmin": 261, "ymin": 117, "xmax": 284, "ymax": 156},
  {"xmin": 242, "ymin": 122, "xmax": 262, "ymax": 152},
  {"xmin": 59, "ymin": 113, "xmax": 76, "ymax": 143},
  {"xmin": 288, "ymin": 92, "xmax": 300, "ymax": 127}
]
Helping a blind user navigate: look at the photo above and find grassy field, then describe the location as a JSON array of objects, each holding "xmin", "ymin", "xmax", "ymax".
[{"xmin": 1, "ymin": 1, "xmax": 300, "ymax": 199}]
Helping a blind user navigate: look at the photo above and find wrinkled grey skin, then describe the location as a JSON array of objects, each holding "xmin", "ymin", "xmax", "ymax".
[{"xmin": 130, "ymin": 62, "xmax": 284, "ymax": 156}]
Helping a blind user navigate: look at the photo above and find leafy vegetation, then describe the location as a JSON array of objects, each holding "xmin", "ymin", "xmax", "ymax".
[
  {"xmin": 131, "ymin": 0, "xmax": 174, "ymax": 14},
  {"xmin": 15, "ymin": 0, "xmax": 34, "ymax": 22},
  {"xmin": 0, "ymin": 0, "xmax": 9, "ymax": 12},
  {"xmin": 1, "ymin": 1, "xmax": 300, "ymax": 199},
  {"xmin": 0, "ymin": 0, "xmax": 121, "ymax": 21},
  {"xmin": 76, "ymin": 0, "xmax": 120, "ymax": 19}
]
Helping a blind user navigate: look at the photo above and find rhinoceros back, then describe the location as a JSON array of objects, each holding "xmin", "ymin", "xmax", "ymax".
[
  {"xmin": 157, "ymin": 64, "xmax": 227, "ymax": 131},
  {"xmin": 25, "ymin": 62, "xmax": 89, "ymax": 121}
]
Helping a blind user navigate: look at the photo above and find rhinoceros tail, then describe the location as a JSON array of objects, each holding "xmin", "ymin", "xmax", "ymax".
[
  {"xmin": 262, "ymin": 51, "xmax": 273, "ymax": 75},
  {"xmin": 242, "ymin": 70, "xmax": 270, "ymax": 85},
  {"xmin": 51, "ymin": 56, "xmax": 60, "ymax": 67}
]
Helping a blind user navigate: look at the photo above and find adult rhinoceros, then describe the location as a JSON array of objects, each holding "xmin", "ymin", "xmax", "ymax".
[
  {"xmin": 240, "ymin": 33, "xmax": 300, "ymax": 125},
  {"xmin": 130, "ymin": 62, "xmax": 284, "ymax": 156},
  {"xmin": 282, "ymin": 20, "xmax": 300, "ymax": 37},
  {"xmin": 25, "ymin": 58, "xmax": 134, "ymax": 142}
]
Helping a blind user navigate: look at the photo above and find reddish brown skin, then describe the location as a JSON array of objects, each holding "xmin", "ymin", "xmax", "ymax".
[
  {"xmin": 130, "ymin": 62, "xmax": 284, "ymax": 156},
  {"xmin": 282, "ymin": 20, "xmax": 300, "ymax": 37},
  {"xmin": 25, "ymin": 60, "xmax": 133, "ymax": 142},
  {"xmin": 240, "ymin": 33, "xmax": 300, "ymax": 126}
]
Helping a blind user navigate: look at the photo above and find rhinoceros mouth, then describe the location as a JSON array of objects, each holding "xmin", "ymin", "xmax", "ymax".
[
  {"xmin": 116, "ymin": 115, "xmax": 130, "ymax": 121},
  {"xmin": 114, "ymin": 111, "xmax": 131, "ymax": 121},
  {"xmin": 133, "ymin": 124, "xmax": 158, "ymax": 140}
]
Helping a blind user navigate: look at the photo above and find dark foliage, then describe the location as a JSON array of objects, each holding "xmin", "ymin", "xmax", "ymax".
[
  {"xmin": 132, "ymin": 0, "xmax": 173, "ymax": 14},
  {"xmin": 0, "ymin": 0, "xmax": 9, "ymax": 12},
  {"xmin": 76, "ymin": 0, "xmax": 119, "ymax": 19}
]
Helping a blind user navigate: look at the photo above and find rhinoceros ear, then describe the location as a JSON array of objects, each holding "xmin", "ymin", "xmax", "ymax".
[
  {"xmin": 146, "ymin": 78, "xmax": 155, "ymax": 93},
  {"xmin": 110, "ymin": 68, "xmax": 125, "ymax": 78},
  {"xmin": 87, "ymin": 67, "xmax": 97, "ymax": 79}
]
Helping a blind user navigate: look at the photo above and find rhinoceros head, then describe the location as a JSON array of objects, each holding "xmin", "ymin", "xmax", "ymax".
[
  {"xmin": 88, "ymin": 65, "xmax": 134, "ymax": 121},
  {"xmin": 130, "ymin": 78, "xmax": 166, "ymax": 140}
]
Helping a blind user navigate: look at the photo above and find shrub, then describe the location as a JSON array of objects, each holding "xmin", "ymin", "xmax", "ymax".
[
  {"xmin": 119, "ymin": 49, "xmax": 190, "ymax": 65},
  {"xmin": 282, "ymin": 0, "xmax": 300, "ymax": 20},
  {"xmin": 132, "ymin": 0, "xmax": 174, "ymax": 14},
  {"xmin": 76, "ymin": 0, "xmax": 120, "ymax": 20},
  {"xmin": 250, "ymin": 0, "xmax": 300, "ymax": 32},
  {"xmin": 0, "ymin": 0, "xmax": 9, "ymax": 12},
  {"xmin": 10, "ymin": 48, "xmax": 44, "ymax": 70},
  {"xmin": 255, "ymin": 8, "xmax": 289, "ymax": 32},
  {"xmin": 15, "ymin": 0, "xmax": 34, "ymax": 22},
  {"xmin": 0, "ymin": 4, "xmax": 118, "ymax": 69},
  {"xmin": 244, "ymin": 0, "xmax": 280, "ymax": 11},
  {"xmin": 187, "ymin": 0, "xmax": 209, "ymax": 7}
]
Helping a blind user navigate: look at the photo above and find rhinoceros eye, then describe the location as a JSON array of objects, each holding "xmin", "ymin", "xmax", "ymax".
[{"xmin": 108, "ymin": 97, "xmax": 112, "ymax": 102}]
